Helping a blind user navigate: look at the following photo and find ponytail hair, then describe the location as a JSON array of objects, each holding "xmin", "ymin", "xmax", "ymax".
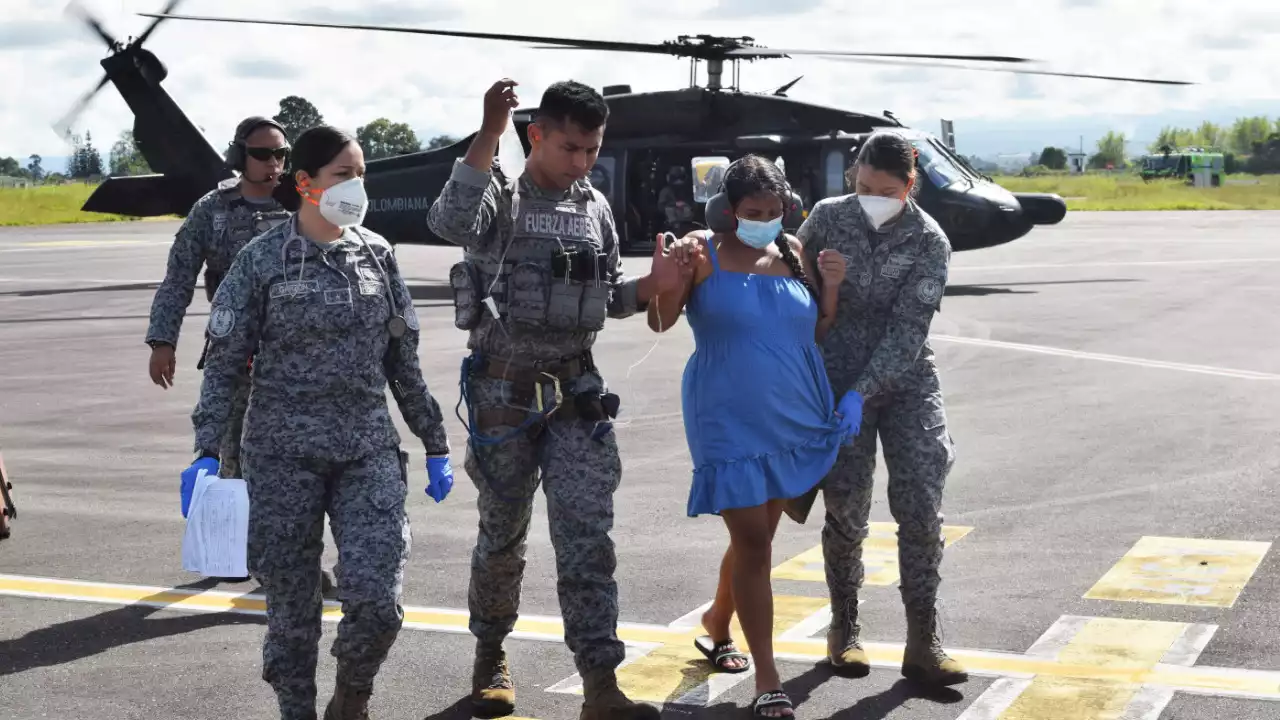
[{"xmin": 271, "ymin": 124, "xmax": 358, "ymax": 212}]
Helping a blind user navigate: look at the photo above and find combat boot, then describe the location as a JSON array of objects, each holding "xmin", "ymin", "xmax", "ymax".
[
  {"xmin": 321, "ymin": 680, "xmax": 372, "ymax": 720},
  {"xmin": 470, "ymin": 642, "xmax": 515, "ymax": 718},
  {"xmin": 901, "ymin": 603, "xmax": 967, "ymax": 686},
  {"xmin": 827, "ymin": 597, "xmax": 870, "ymax": 678},
  {"xmin": 579, "ymin": 668, "xmax": 660, "ymax": 720}
]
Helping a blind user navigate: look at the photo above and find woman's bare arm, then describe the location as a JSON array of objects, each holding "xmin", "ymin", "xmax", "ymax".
[{"xmin": 647, "ymin": 232, "xmax": 710, "ymax": 332}]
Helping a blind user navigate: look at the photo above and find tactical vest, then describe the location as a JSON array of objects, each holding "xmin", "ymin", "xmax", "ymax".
[
  {"xmin": 450, "ymin": 182, "xmax": 610, "ymax": 334},
  {"xmin": 203, "ymin": 183, "xmax": 291, "ymax": 301},
  {"xmin": 253, "ymin": 208, "xmax": 292, "ymax": 237}
]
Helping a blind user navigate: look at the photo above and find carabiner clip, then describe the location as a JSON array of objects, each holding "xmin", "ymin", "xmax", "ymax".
[{"xmin": 534, "ymin": 372, "xmax": 563, "ymax": 416}]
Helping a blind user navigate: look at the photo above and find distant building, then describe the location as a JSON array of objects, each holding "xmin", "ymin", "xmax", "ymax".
[{"xmin": 1067, "ymin": 152, "xmax": 1087, "ymax": 174}]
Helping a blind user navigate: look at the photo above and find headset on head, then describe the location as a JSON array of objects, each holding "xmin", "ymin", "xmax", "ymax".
[
  {"xmin": 226, "ymin": 116, "xmax": 289, "ymax": 172},
  {"xmin": 703, "ymin": 156, "xmax": 806, "ymax": 235}
]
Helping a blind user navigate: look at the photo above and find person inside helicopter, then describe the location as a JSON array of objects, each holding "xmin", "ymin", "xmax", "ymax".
[{"xmin": 657, "ymin": 164, "xmax": 697, "ymax": 236}]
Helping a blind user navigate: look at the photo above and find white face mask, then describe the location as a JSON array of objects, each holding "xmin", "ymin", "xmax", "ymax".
[
  {"xmin": 857, "ymin": 194, "xmax": 905, "ymax": 230},
  {"xmin": 318, "ymin": 177, "xmax": 368, "ymax": 228}
]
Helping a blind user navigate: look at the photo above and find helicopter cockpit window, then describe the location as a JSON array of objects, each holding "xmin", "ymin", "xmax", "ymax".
[
  {"xmin": 910, "ymin": 140, "xmax": 966, "ymax": 189},
  {"xmin": 691, "ymin": 156, "xmax": 731, "ymax": 203}
]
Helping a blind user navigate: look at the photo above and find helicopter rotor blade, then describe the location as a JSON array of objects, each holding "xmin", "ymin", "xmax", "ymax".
[
  {"xmin": 65, "ymin": 0, "xmax": 121, "ymax": 50},
  {"xmin": 727, "ymin": 47, "xmax": 1034, "ymax": 63},
  {"xmin": 136, "ymin": 13, "xmax": 689, "ymax": 56},
  {"xmin": 134, "ymin": 0, "xmax": 184, "ymax": 47},
  {"xmin": 52, "ymin": 73, "xmax": 111, "ymax": 140},
  {"xmin": 823, "ymin": 56, "xmax": 1193, "ymax": 86}
]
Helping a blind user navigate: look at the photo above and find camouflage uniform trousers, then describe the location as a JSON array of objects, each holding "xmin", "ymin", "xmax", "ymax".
[
  {"xmin": 241, "ymin": 447, "xmax": 412, "ymax": 720},
  {"xmin": 821, "ymin": 370, "xmax": 956, "ymax": 616},
  {"xmin": 463, "ymin": 375, "xmax": 627, "ymax": 677}
]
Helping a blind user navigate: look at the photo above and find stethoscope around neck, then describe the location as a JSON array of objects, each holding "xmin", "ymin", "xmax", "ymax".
[{"xmin": 280, "ymin": 226, "xmax": 408, "ymax": 339}]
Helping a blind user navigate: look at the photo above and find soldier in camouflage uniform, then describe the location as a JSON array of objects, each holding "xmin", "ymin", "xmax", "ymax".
[
  {"xmin": 145, "ymin": 115, "xmax": 292, "ymax": 480},
  {"xmin": 794, "ymin": 130, "xmax": 967, "ymax": 687},
  {"xmin": 191, "ymin": 126, "xmax": 454, "ymax": 720},
  {"xmin": 145, "ymin": 115, "xmax": 300, "ymax": 584},
  {"xmin": 427, "ymin": 79, "xmax": 683, "ymax": 720}
]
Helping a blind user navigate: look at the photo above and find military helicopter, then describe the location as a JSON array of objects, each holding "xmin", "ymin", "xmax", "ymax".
[{"xmin": 63, "ymin": 2, "xmax": 1192, "ymax": 253}]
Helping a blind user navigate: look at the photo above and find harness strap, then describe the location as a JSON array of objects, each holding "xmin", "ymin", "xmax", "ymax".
[{"xmin": 480, "ymin": 355, "xmax": 586, "ymax": 384}]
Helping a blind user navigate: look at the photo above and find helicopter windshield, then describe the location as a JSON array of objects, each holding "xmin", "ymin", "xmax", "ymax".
[{"xmin": 910, "ymin": 139, "xmax": 969, "ymax": 189}]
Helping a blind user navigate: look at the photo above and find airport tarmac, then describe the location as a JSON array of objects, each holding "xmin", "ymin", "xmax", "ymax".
[{"xmin": 1, "ymin": 210, "xmax": 1279, "ymax": 720}]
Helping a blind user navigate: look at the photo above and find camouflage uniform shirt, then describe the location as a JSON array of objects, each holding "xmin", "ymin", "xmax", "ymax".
[
  {"xmin": 797, "ymin": 194, "xmax": 951, "ymax": 400},
  {"xmin": 192, "ymin": 217, "xmax": 449, "ymax": 461},
  {"xmin": 145, "ymin": 177, "xmax": 285, "ymax": 347}
]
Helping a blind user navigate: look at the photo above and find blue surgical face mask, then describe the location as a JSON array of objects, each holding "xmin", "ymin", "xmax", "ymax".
[{"xmin": 736, "ymin": 216, "xmax": 782, "ymax": 249}]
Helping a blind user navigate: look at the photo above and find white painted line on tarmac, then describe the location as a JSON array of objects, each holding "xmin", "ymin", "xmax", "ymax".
[
  {"xmin": 951, "ymin": 257, "xmax": 1280, "ymax": 272},
  {"xmin": 0, "ymin": 277, "xmax": 161, "ymax": 284},
  {"xmin": 931, "ymin": 335, "xmax": 1280, "ymax": 380},
  {"xmin": 955, "ymin": 677, "xmax": 1035, "ymax": 720}
]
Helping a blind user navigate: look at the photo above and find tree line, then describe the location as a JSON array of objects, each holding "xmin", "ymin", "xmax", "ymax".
[
  {"xmin": 1029, "ymin": 115, "xmax": 1280, "ymax": 175},
  {"xmin": 270, "ymin": 95, "xmax": 459, "ymax": 160},
  {"xmin": 1, "ymin": 94, "xmax": 460, "ymax": 185}
]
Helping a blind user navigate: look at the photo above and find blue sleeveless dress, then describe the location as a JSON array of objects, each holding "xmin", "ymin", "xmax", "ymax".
[{"xmin": 682, "ymin": 233, "xmax": 846, "ymax": 517}]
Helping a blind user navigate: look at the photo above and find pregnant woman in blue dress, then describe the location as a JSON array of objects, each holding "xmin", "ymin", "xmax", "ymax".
[{"xmin": 647, "ymin": 154, "xmax": 860, "ymax": 717}]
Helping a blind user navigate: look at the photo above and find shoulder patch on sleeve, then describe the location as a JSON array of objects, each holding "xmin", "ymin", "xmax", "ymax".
[
  {"xmin": 207, "ymin": 304, "xmax": 237, "ymax": 338},
  {"xmin": 916, "ymin": 277, "xmax": 944, "ymax": 305}
]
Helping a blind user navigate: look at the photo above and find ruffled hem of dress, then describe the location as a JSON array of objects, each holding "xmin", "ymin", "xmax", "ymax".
[{"xmin": 685, "ymin": 428, "xmax": 845, "ymax": 517}]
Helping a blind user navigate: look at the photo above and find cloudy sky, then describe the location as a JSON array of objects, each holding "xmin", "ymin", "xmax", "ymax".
[{"xmin": 4, "ymin": 0, "xmax": 1277, "ymax": 164}]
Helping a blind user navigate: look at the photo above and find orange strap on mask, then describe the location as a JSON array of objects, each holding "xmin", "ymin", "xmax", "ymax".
[{"xmin": 296, "ymin": 177, "xmax": 321, "ymax": 206}]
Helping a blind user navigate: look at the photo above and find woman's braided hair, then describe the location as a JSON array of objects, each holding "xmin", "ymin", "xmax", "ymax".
[{"xmin": 722, "ymin": 154, "xmax": 818, "ymax": 299}]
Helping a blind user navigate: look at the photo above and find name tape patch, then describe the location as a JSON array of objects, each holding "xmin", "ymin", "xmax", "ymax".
[
  {"xmin": 517, "ymin": 203, "xmax": 597, "ymax": 241},
  {"xmin": 270, "ymin": 280, "xmax": 319, "ymax": 299}
]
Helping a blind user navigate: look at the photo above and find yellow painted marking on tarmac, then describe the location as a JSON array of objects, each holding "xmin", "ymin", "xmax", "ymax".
[
  {"xmin": 6, "ymin": 574, "xmax": 1280, "ymax": 702},
  {"xmin": 996, "ymin": 617, "xmax": 1186, "ymax": 719},
  {"xmin": 1084, "ymin": 536, "xmax": 1271, "ymax": 607},
  {"xmin": 606, "ymin": 595, "xmax": 830, "ymax": 704},
  {"xmin": 771, "ymin": 522, "xmax": 974, "ymax": 585},
  {"xmin": 0, "ymin": 574, "xmax": 668, "ymax": 646}
]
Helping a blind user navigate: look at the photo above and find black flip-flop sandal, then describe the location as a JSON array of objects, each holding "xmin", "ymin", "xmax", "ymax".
[
  {"xmin": 694, "ymin": 635, "xmax": 752, "ymax": 673},
  {"xmin": 751, "ymin": 690, "xmax": 794, "ymax": 716}
]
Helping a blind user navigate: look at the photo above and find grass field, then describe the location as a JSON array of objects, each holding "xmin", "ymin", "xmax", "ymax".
[
  {"xmin": 993, "ymin": 173, "xmax": 1280, "ymax": 211},
  {"xmin": 1, "ymin": 175, "xmax": 1277, "ymax": 227},
  {"xmin": 0, "ymin": 182, "xmax": 168, "ymax": 227}
]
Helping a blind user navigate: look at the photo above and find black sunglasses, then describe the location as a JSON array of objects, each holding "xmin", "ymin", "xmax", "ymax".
[{"xmin": 246, "ymin": 146, "xmax": 290, "ymax": 162}]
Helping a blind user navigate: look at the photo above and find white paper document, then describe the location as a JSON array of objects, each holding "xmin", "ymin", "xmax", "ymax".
[{"xmin": 181, "ymin": 469, "xmax": 250, "ymax": 578}]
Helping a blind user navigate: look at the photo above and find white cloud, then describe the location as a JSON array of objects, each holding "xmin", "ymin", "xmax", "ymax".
[{"xmin": 2, "ymin": 0, "xmax": 1276, "ymax": 161}]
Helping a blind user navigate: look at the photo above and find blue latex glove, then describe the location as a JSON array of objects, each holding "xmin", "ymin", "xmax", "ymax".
[
  {"xmin": 425, "ymin": 455, "xmax": 454, "ymax": 503},
  {"xmin": 181, "ymin": 456, "xmax": 219, "ymax": 518},
  {"xmin": 834, "ymin": 390, "xmax": 864, "ymax": 442}
]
